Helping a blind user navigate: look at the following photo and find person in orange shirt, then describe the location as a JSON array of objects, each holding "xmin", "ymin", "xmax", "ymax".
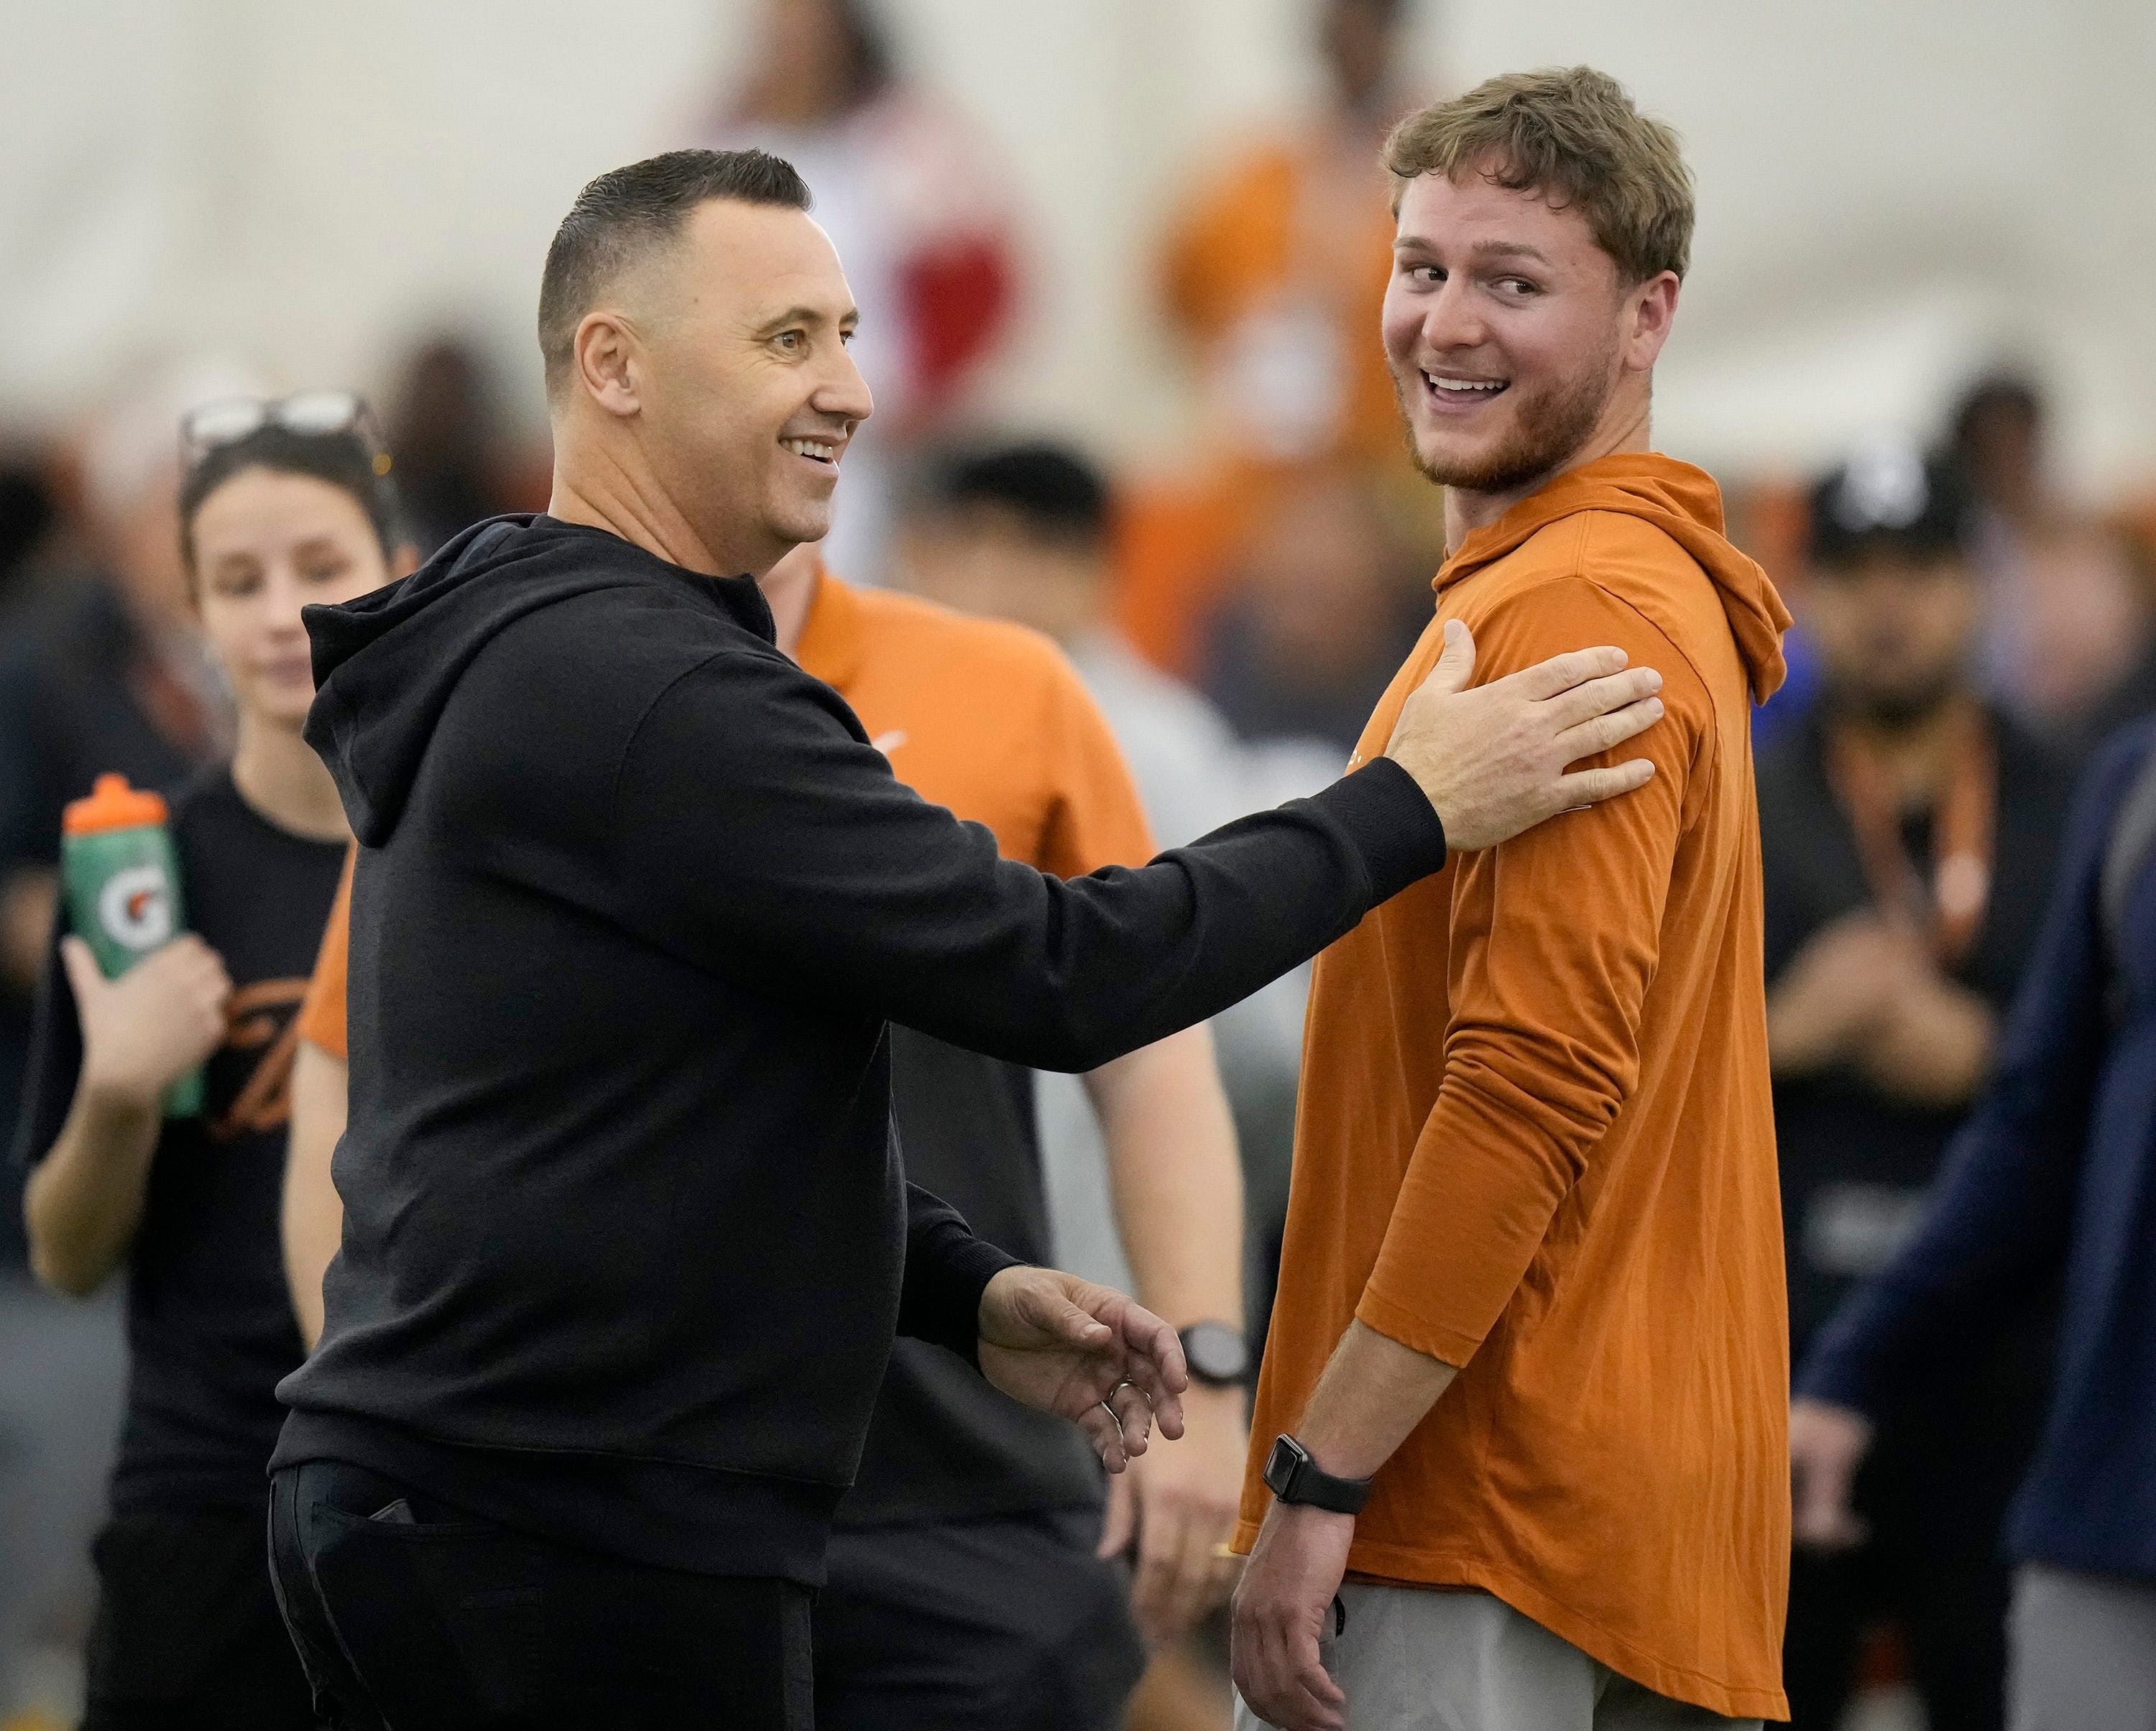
[
  {"xmin": 284, "ymin": 547, "xmax": 1254, "ymax": 1731},
  {"xmin": 1161, "ymin": 0, "xmax": 1419, "ymax": 479},
  {"xmin": 1230, "ymin": 68, "xmax": 1793, "ymax": 1731},
  {"xmin": 1126, "ymin": 0, "xmax": 1432, "ymax": 679}
]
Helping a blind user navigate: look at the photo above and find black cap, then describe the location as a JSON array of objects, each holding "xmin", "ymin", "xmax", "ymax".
[{"xmin": 1807, "ymin": 441, "xmax": 1970, "ymax": 570}]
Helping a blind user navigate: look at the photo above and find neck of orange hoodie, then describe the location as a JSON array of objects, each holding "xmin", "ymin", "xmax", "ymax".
[{"xmin": 1434, "ymin": 447, "xmax": 1797, "ymax": 708}]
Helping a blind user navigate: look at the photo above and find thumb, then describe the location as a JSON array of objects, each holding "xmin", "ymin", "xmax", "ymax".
[
  {"xmin": 1043, "ymin": 1288, "xmax": 1115, "ymax": 1348},
  {"xmin": 59, "ymin": 936, "xmax": 105, "ymax": 1002},
  {"xmin": 1423, "ymin": 619, "xmax": 1476, "ymax": 697},
  {"xmin": 1058, "ymin": 1302, "xmax": 1115, "ymax": 1347}
]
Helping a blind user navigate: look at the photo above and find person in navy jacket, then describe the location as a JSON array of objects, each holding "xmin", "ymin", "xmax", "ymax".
[{"xmin": 1792, "ymin": 716, "xmax": 2156, "ymax": 1731}]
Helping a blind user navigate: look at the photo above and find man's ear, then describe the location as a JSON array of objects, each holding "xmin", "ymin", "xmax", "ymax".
[
  {"xmin": 573, "ymin": 309, "xmax": 644, "ymax": 420},
  {"xmin": 1625, "ymin": 271, "xmax": 1681, "ymax": 373}
]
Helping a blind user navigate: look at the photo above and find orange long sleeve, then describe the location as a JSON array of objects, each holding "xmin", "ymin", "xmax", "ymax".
[
  {"xmin": 1238, "ymin": 456, "xmax": 1792, "ymax": 1722},
  {"xmin": 1359, "ymin": 579, "xmax": 1701, "ymax": 1366}
]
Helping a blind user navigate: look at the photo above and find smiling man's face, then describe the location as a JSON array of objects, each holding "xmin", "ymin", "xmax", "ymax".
[
  {"xmin": 1381, "ymin": 166, "xmax": 1664, "ymax": 501},
  {"xmin": 637, "ymin": 198, "xmax": 872, "ymax": 572}
]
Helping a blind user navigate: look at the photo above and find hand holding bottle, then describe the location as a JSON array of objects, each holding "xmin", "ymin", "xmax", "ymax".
[{"xmin": 61, "ymin": 934, "xmax": 231, "ymax": 1112}]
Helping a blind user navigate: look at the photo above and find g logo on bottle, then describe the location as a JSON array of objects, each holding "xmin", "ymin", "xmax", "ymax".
[{"xmin": 98, "ymin": 865, "xmax": 175, "ymax": 953}]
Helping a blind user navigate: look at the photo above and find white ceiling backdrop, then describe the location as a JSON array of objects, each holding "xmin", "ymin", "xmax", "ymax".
[{"xmin": 4, "ymin": 0, "xmax": 2152, "ymax": 492}]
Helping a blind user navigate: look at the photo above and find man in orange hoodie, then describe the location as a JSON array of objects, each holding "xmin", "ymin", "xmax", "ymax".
[{"xmin": 1230, "ymin": 68, "xmax": 1794, "ymax": 1731}]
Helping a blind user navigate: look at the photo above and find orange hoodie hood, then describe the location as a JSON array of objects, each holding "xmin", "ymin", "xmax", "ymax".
[{"xmin": 1435, "ymin": 453, "xmax": 1792, "ymax": 705}]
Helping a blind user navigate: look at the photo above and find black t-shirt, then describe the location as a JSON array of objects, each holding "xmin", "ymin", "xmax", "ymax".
[
  {"xmin": 15, "ymin": 768, "xmax": 346, "ymax": 1511},
  {"xmin": 835, "ymin": 1028, "xmax": 1104, "ymax": 1528},
  {"xmin": 1759, "ymin": 708, "xmax": 2073, "ymax": 1356}
]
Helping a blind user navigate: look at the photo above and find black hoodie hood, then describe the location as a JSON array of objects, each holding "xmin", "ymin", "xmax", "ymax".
[{"xmin": 303, "ymin": 514, "xmax": 773, "ymax": 846}]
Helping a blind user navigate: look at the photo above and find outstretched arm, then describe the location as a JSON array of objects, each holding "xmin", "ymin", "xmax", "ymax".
[{"xmin": 614, "ymin": 626, "xmax": 1662, "ymax": 1074}]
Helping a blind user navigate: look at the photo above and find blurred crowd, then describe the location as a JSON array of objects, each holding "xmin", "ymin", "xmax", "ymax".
[{"xmin": 4, "ymin": 1, "xmax": 2156, "ymax": 1729}]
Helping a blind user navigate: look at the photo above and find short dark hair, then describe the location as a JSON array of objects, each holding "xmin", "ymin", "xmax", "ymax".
[
  {"xmin": 537, "ymin": 149, "xmax": 813, "ymax": 392},
  {"xmin": 180, "ymin": 425, "xmax": 407, "ymax": 571},
  {"xmin": 918, "ymin": 441, "xmax": 1112, "ymax": 548}
]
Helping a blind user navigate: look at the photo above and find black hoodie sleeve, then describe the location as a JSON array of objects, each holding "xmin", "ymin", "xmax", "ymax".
[
  {"xmin": 898, "ymin": 1181, "xmax": 1021, "ymax": 1366},
  {"xmin": 609, "ymin": 647, "xmax": 1445, "ymax": 1073}
]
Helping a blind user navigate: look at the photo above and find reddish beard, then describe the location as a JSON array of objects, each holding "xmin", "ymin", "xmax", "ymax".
[{"xmin": 1395, "ymin": 334, "xmax": 1621, "ymax": 496}]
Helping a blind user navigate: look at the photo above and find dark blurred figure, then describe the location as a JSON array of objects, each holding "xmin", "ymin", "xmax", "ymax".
[
  {"xmin": 1199, "ymin": 469, "xmax": 1427, "ymax": 761},
  {"xmin": 1792, "ymin": 716, "xmax": 2156, "ymax": 1731},
  {"xmin": 1759, "ymin": 443, "xmax": 2073, "ymax": 1731},
  {"xmin": 699, "ymin": 0, "xmax": 1020, "ymax": 579},
  {"xmin": 381, "ymin": 336, "xmax": 523, "ymax": 555},
  {"xmin": 1952, "ymin": 371, "xmax": 2155, "ymax": 752}
]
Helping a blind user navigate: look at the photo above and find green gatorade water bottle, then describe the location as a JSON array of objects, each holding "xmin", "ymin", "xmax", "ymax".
[{"xmin": 60, "ymin": 774, "xmax": 203, "ymax": 1118}]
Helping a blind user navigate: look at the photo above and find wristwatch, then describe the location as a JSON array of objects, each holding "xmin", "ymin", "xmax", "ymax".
[
  {"xmin": 1263, "ymin": 1434, "xmax": 1373, "ymax": 1515},
  {"xmin": 1176, "ymin": 1321, "xmax": 1250, "ymax": 1388}
]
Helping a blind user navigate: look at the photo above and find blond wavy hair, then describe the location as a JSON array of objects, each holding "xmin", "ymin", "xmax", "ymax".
[{"xmin": 1383, "ymin": 66, "xmax": 1694, "ymax": 282}]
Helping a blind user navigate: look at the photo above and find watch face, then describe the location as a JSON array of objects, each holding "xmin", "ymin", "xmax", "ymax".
[
  {"xmin": 1263, "ymin": 1434, "xmax": 1304, "ymax": 1498},
  {"xmin": 1181, "ymin": 1321, "xmax": 1251, "ymax": 1386}
]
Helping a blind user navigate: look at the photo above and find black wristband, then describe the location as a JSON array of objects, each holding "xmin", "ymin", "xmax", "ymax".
[{"xmin": 1263, "ymin": 1434, "xmax": 1373, "ymax": 1516}]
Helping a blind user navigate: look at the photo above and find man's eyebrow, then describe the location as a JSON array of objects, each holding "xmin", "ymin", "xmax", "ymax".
[
  {"xmin": 1473, "ymin": 240, "xmax": 1554, "ymax": 264},
  {"xmin": 1392, "ymin": 236, "xmax": 1557, "ymax": 267}
]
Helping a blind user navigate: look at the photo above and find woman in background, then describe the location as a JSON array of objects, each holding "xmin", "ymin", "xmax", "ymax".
[{"xmin": 18, "ymin": 396, "xmax": 410, "ymax": 1729}]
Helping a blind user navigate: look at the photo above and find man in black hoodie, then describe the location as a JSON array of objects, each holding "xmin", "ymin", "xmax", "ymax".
[{"xmin": 267, "ymin": 149, "xmax": 1669, "ymax": 1730}]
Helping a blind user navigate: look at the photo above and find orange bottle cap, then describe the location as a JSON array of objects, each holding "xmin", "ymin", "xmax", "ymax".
[{"xmin": 63, "ymin": 774, "xmax": 170, "ymax": 836}]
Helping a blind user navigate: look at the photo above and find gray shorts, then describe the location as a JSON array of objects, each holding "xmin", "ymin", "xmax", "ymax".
[
  {"xmin": 2009, "ymin": 1564, "xmax": 2156, "ymax": 1731},
  {"xmin": 1234, "ymin": 1584, "xmax": 1761, "ymax": 1731}
]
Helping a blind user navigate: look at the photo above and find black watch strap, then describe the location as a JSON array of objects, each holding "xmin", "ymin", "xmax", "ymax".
[{"xmin": 1263, "ymin": 1434, "xmax": 1373, "ymax": 1515}]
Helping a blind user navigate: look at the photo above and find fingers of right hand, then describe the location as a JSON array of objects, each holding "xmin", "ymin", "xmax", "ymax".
[
  {"xmin": 1291, "ymin": 1630, "xmax": 1348, "ymax": 1717},
  {"xmin": 1509, "ymin": 644, "xmax": 1629, "ymax": 701},
  {"xmin": 1552, "ymin": 760, "xmax": 1657, "ymax": 809},
  {"xmin": 1553, "ymin": 696, "xmax": 1665, "ymax": 765},
  {"xmin": 1243, "ymin": 1624, "xmax": 1344, "ymax": 1731},
  {"xmin": 1542, "ymin": 665, "xmax": 1664, "ymax": 733}
]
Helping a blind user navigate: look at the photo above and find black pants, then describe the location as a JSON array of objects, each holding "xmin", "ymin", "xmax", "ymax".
[
  {"xmin": 1783, "ymin": 1404, "xmax": 2024, "ymax": 1731},
  {"xmin": 80, "ymin": 1502, "xmax": 314, "ymax": 1730},
  {"xmin": 814, "ymin": 1507, "xmax": 1145, "ymax": 1731},
  {"xmin": 268, "ymin": 1460, "xmax": 814, "ymax": 1730}
]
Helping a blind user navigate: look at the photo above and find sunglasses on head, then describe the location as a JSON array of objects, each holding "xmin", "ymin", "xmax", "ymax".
[{"xmin": 179, "ymin": 390, "xmax": 393, "ymax": 478}]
